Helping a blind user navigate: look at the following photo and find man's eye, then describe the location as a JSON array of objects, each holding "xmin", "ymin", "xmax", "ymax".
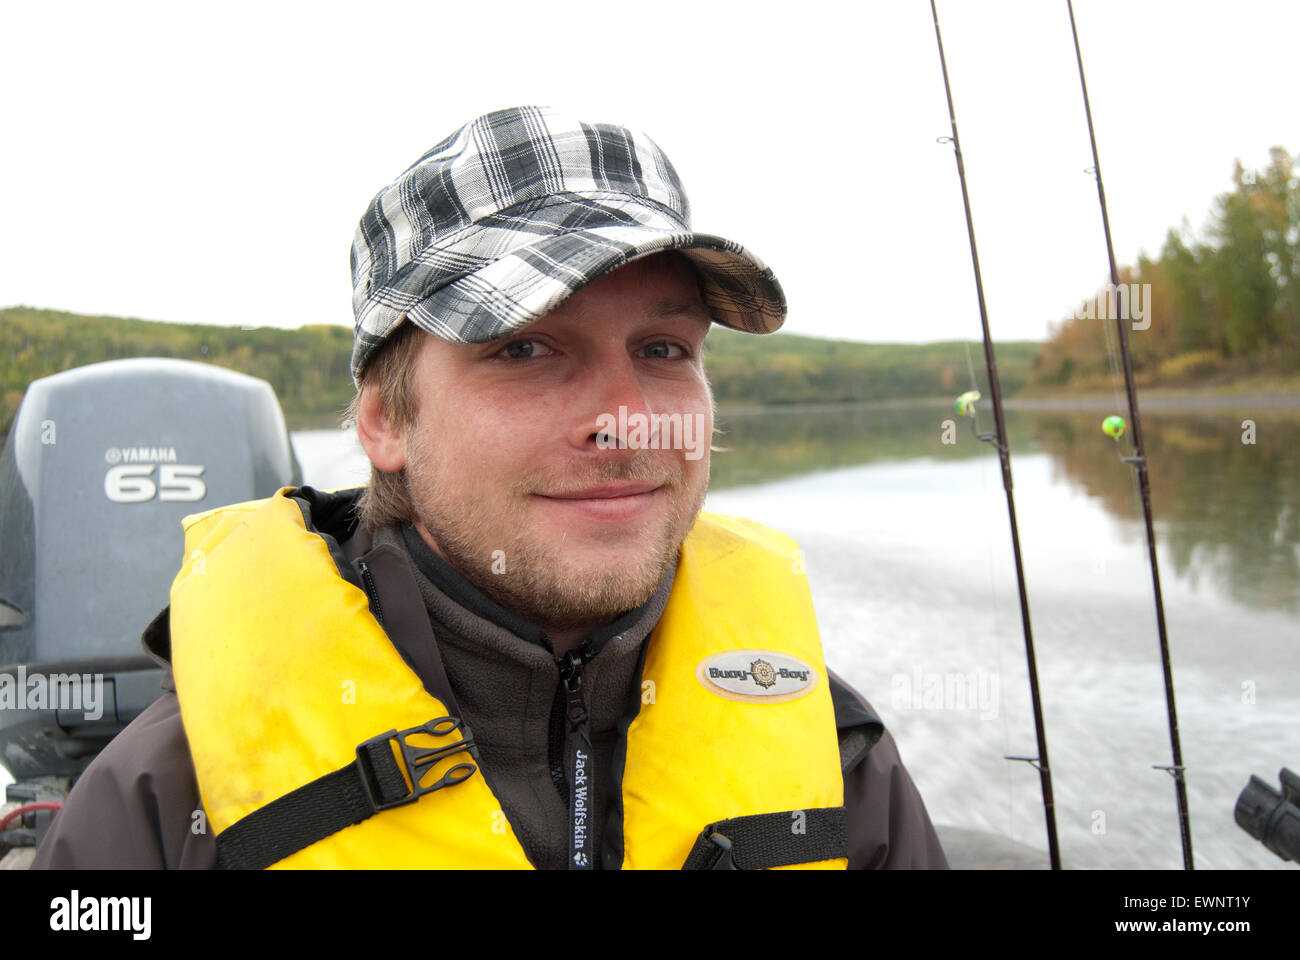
[
  {"xmin": 641, "ymin": 342, "xmax": 685, "ymax": 359},
  {"xmin": 499, "ymin": 340, "xmax": 551, "ymax": 359}
]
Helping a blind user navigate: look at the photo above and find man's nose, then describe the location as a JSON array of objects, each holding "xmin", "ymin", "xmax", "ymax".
[{"xmin": 569, "ymin": 354, "xmax": 655, "ymax": 454}]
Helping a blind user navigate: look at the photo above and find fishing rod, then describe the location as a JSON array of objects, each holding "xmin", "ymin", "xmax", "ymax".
[
  {"xmin": 929, "ymin": 0, "xmax": 1061, "ymax": 870},
  {"xmin": 1066, "ymin": 0, "xmax": 1194, "ymax": 870}
]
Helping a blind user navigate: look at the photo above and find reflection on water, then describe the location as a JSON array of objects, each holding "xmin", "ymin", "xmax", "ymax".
[
  {"xmin": 711, "ymin": 401, "xmax": 985, "ymax": 489},
  {"xmin": 1034, "ymin": 412, "xmax": 1300, "ymax": 614},
  {"xmin": 715, "ymin": 402, "xmax": 1300, "ymax": 613},
  {"xmin": 703, "ymin": 401, "xmax": 1298, "ymax": 869}
]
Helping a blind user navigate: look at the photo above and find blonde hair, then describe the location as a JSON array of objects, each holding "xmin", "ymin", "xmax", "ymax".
[{"xmin": 343, "ymin": 321, "xmax": 424, "ymax": 531}]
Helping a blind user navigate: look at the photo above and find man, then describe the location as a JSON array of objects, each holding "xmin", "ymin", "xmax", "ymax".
[{"xmin": 34, "ymin": 106, "xmax": 946, "ymax": 869}]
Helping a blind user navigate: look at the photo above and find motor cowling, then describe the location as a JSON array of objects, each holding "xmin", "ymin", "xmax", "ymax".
[{"xmin": 0, "ymin": 358, "xmax": 300, "ymax": 779}]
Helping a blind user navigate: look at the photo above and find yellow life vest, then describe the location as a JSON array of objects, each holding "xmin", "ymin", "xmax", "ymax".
[{"xmin": 170, "ymin": 488, "xmax": 846, "ymax": 869}]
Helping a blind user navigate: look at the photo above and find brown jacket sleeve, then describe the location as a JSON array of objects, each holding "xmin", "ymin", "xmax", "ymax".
[
  {"xmin": 844, "ymin": 727, "xmax": 949, "ymax": 868},
  {"xmin": 30, "ymin": 683, "xmax": 217, "ymax": 870},
  {"xmin": 830, "ymin": 668, "xmax": 949, "ymax": 869}
]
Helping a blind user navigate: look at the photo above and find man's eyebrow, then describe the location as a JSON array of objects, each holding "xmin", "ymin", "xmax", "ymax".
[{"xmin": 648, "ymin": 298, "xmax": 713, "ymax": 321}]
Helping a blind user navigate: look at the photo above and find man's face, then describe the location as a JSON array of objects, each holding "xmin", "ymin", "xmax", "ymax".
[{"xmin": 398, "ymin": 253, "xmax": 714, "ymax": 632}]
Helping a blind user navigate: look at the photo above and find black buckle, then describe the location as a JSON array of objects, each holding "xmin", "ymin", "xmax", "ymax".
[
  {"xmin": 707, "ymin": 832, "xmax": 738, "ymax": 870},
  {"xmin": 355, "ymin": 717, "xmax": 477, "ymax": 812}
]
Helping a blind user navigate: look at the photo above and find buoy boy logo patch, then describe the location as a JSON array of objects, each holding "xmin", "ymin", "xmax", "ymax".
[{"xmin": 696, "ymin": 650, "xmax": 819, "ymax": 704}]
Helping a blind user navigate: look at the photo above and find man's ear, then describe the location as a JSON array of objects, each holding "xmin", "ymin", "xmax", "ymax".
[{"xmin": 355, "ymin": 383, "xmax": 406, "ymax": 472}]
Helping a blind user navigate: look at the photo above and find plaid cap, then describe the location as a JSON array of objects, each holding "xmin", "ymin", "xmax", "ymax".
[{"xmin": 349, "ymin": 105, "xmax": 786, "ymax": 384}]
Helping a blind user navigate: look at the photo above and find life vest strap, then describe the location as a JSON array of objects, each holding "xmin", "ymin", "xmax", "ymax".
[
  {"xmin": 216, "ymin": 717, "xmax": 478, "ymax": 870},
  {"xmin": 681, "ymin": 808, "xmax": 848, "ymax": 870}
]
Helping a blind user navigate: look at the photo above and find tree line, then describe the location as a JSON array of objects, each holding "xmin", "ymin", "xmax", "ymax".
[
  {"xmin": 1, "ymin": 306, "xmax": 1037, "ymax": 434},
  {"xmin": 1033, "ymin": 147, "xmax": 1299, "ymax": 389},
  {"xmin": 1, "ymin": 308, "xmax": 356, "ymax": 433}
]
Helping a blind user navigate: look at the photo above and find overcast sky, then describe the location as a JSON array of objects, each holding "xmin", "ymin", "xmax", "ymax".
[{"xmin": 2, "ymin": 0, "xmax": 1295, "ymax": 345}]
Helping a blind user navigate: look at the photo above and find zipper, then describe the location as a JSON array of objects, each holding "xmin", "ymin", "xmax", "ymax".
[
  {"xmin": 357, "ymin": 560, "xmax": 384, "ymax": 625},
  {"xmin": 556, "ymin": 643, "xmax": 594, "ymax": 870}
]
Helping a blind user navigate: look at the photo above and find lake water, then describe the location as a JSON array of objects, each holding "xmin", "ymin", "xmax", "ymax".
[{"xmin": 293, "ymin": 399, "xmax": 1300, "ymax": 869}]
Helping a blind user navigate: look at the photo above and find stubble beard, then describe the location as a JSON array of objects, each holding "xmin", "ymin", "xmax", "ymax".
[{"xmin": 402, "ymin": 429, "xmax": 708, "ymax": 631}]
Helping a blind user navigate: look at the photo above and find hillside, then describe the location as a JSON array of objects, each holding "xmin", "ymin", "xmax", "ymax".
[{"xmin": 1, "ymin": 306, "xmax": 1039, "ymax": 432}]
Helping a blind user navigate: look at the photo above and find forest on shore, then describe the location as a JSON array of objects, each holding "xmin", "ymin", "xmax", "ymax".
[
  {"xmin": 0, "ymin": 305, "xmax": 1037, "ymax": 433},
  {"xmin": 1031, "ymin": 147, "xmax": 1299, "ymax": 392}
]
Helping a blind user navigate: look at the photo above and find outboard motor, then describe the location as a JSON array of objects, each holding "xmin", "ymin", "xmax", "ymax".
[{"xmin": 0, "ymin": 358, "xmax": 301, "ymax": 791}]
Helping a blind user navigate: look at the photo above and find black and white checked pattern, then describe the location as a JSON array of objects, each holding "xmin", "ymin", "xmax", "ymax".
[{"xmin": 349, "ymin": 106, "xmax": 786, "ymax": 383}]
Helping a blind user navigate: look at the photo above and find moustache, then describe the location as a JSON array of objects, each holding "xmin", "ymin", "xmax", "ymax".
[{"xmin": 525, "ymin": 453, "xmax": 683, "ymax": 498}]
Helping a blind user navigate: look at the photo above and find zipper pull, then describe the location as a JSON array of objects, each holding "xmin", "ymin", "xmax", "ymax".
[{"xmin": 559, "ymin": 650, "xmax": 589, "ymax": 731}]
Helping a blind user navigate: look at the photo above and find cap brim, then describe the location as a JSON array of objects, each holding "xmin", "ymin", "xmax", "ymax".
[{"xmin": 401, "ymin": 225, "xmax": 785, "ymax": 345}]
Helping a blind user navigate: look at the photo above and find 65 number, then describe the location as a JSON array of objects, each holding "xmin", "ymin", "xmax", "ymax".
[{"xmin": 104, "ymin": 464, "xmax": 207, "ymax": 503}]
